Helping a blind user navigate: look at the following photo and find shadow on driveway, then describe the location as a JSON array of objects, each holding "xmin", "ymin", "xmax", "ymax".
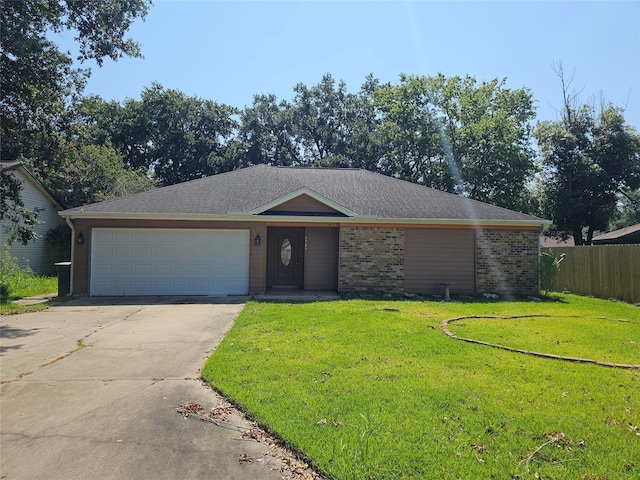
[{"xmin": 50, "ymin": 295, "xmax": 250, "ymax": 307}]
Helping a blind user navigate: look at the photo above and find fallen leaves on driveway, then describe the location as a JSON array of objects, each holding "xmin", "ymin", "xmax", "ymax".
[{"xmin": 177, "ymin": 398, "xmax": 323, "ymax": 479}]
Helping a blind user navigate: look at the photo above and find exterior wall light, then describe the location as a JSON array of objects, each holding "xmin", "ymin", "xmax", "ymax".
[
  {"xmin": 254, "ymin": 233, "xmax": 261, "ymax": 246},
  {"xmin": 77, "ymin": 232, "xmax": 85, "ymax": 245}
]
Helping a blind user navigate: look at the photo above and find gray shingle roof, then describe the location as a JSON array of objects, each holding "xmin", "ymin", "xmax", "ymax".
[
  {"xmin": 60, "ymin": 165, "xmax": 546, "ymax": 224},
  {"xmin": 592, "ymin": 223, "xmax": 640, "ymax": 244}
]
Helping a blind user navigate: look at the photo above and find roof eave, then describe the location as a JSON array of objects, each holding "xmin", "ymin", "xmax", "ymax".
[
  {"xmin": 59, "ymin": 211, "xmax": 550, "ymax": 228},
  {"xmin": 6, "ymin": 163, "xmax": 66, "ymax": 210},
  {"xmin": 373, "ymin": 217, "xmax": 551, "ymax": 227}
]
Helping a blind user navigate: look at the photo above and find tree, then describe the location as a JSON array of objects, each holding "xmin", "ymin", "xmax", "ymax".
[
  {"xmin": 610, "ymin": 188, "xmax": 640, "ymax": 230},
  {"xmin": 1, "ymin": 0, "xmax": 151, "ymax": 240},
  {"xmin": 434, "ymin": 75, "xmax": 536, "ymax": 211},
  {"xmin": 235, "ymin": 74, "xmax": 387, "ymax": 171},
  {"xmin": 374, "ymin": 75, "xmax": 454, "ymax": 190},
  {"xmin": 374, "ymin": 74, "xmax": 536, "ymax": 210},
  {"xmin": 534, "ymin": 67, "xmax": 640, "ymax": 244},
  {"xmin": 236, "ymin": 94, "xmax": 300, "ymax": 167},
  {"xmin": 135, "ymin": 84, "xmax": 239, "ymax": 185},
  {"xmin": 46, "ymin": 141, "xmax": 156, "ymax": 208},
  {"xmin": 1, "ymin": 0, "xmax": 151, "ymax": 162},
  {"xmin": 0, "ymin": 170, "xmax": 40, "ymax": 246},
  {"xmin": 289, "ymin": 73, "xmax": 354, "ymax": 165},
  {"xmin": 341, "ymin": 74, "xmax": 387, "ymax": 172}
]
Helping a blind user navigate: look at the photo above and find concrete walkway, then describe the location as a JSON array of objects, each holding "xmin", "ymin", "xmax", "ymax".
[
  {"xmin": 12, "ymin": 292, "xmax": 58, "ymax": 305},
  {"xmin": 0, "ymin": 296, "xmax": 290, "ymax": 480}
]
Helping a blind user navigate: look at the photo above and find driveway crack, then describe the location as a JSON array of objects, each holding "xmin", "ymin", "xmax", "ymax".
[{"xmin": 3, "ymin": 307, "xmax": 147, "ymax": 384}]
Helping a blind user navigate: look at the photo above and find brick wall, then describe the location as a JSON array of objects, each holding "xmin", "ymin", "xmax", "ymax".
[
  {"xmin": 476, "ymin": 229, "xmax": 540, "ymax": 295},
  {"xmin": 339, "ymin": 227, "xmax": 404, "ymax": 293}
]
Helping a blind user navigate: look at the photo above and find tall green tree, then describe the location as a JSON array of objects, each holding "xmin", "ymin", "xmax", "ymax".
[
  {"xmin": 289, "ymin": 73, "xmax": 354, "ymax": 165},
  {"xmin": 59, "ymin": 85, "xmax": 239, "ymax": 186},
  {"xmin": 1, "ymin": 0, "xmax": 151, "ymax": 241},
  {"xmin": 432, "ymin": 75, "xmax": 536, "ymax": 211},
  {"xmin": 235, "ymin": 74, "xmax": 386, "ymax": 171},
  {"xmin": 46, "ymin": 141, "xmax": 156, "ymax": 208},
  {"xmin": 237, "ymin": 94, "xmax": 300, "ymax": 167},
  {"xmin": 374, "ymin": 74, "xmax": 536, "ymax": 210},
  {"xmin": 374, "ymin": 75, "xmax": 453, "ymax": 189},
  {"xmin": 136, "ymin": 84, "xmax": 239, "ymax": 185},
  {"xmin": 341, "ymin": 74, "xmax": 387, "ymax": 172},
  {"xmin": 1, "ymin": 0, "xmax": 150, "ymax": 162},
  {"xmin": 534, "ymin": 71, "xmax": 640, "ymax": 244}
]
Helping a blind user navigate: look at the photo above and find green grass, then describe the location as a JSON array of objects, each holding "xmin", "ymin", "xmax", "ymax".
[
  {"xmin": 0, "ymin": 302, "xmax": 51, "ymax": 315},
  {"xmin": 202, "ymin": 294, "xmax": 640, "ymax": 480},
  {"xmin": 448, "ymin": 315, "xmax": 640, "ymax": 365},
  {"xmin": 6, "ymin": 273, "xmax": 57, "ymax": 299},
  {"xmin": 0, "ymin": 252, "xmax": 58, "ymax": 314}
]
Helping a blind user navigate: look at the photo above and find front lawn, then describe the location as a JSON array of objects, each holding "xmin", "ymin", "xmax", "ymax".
[
  {"xmin": 1, "ymin": 248, "xmax": 58, "ymax": 314},
  {"xmin": 202, "ymin": 294, "xmax": 640, "ymax": 479}
]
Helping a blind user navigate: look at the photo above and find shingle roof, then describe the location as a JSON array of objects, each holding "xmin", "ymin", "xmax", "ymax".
[
  {"xmin": 60, "ymin": 165, "xmax": 546, "ymax": 224},
  {"xmin": 592, "ymin": 223, "xmax": 640, "ymax": 244}
]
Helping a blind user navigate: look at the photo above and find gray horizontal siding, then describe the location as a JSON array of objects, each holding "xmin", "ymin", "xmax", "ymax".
[{"xmin": 1, "ymin": 171, "xmax": 65, "ymax": 275}]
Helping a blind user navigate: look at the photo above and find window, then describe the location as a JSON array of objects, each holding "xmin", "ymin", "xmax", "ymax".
[{"xmin": 280, "ymin": 238, "xmax": 292, "ymax": 266}]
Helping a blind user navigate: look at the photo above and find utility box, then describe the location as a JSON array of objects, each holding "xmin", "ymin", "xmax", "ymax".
[{"xmin": 55, "ymin": 262, "xmax": 71, "ymax": 297}]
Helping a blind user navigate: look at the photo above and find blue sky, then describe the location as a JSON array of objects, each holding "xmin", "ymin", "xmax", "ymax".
[{"xmin": 56, "ymin": 1, "xmax": 640, "ymax": 130}]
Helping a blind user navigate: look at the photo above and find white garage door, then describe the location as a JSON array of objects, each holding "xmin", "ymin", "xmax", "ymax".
[{"xmin": 90, "ymin": 228, "xmax": 250, "ymax": 296}]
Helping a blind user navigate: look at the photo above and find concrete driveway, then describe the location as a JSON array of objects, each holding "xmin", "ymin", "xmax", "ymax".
[{"xmin": 0, "ymin": 297, "xmax": 286, "ymax": 480}]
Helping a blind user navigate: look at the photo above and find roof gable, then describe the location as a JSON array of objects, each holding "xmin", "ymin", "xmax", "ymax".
[
  {"xmin": 250, "ymin": 188, "xmax": 355, "ymax": 217},
  {"xmin": 1, "ymin": 162, "xmax": 65, "ymax": 210}
]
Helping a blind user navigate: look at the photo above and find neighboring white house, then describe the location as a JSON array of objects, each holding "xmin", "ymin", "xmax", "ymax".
[{"xmin": 1, "ymin": 162, "xmax": 67, "ymax": 275}]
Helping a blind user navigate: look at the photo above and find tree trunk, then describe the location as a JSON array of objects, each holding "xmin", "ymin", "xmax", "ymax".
[
  {"xmin": 585, "ymin": 226, "xmax": 594, "ymax": 245},
  {"xmin": 572, "ymin": 227, "xmax": 584, "ymax": 246}
]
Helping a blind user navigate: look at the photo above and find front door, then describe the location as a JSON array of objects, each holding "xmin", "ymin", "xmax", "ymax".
[{"xmin": 267, "ymin": 227, "xmax": 304, "ymax": 289}]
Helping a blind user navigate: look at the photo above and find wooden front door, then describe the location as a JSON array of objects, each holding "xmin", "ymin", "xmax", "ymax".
[{"xmin": 267, "ymin": 227, "xmax": 304, "ymax": 289}]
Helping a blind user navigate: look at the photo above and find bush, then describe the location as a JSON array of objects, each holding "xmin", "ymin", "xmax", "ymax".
[
  {"xmin": 0, "ymin": 282, "xmax": 11, "ymax": 304},
  {"xmin": 539, "ymin": 249, "xmax": 565, "ymax": 295},
  {"xmin": 45, "ymin": 224, "xmax": 72, "ymax": 261},
  {"xmin": 1, "ymin": 246, "xmax": 20, "ymax": 303},
  {"xmin": 0, "ymin": 245, "xmax": 56, "ymax": 301}
]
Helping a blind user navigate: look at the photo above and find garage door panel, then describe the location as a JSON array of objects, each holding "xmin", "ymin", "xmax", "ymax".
[
  {"xmin": 113, "ymin": 231, "xmax": 134, "ymax": 243},
  {"xmin": 113, "ymin": 265, "xmax": 132, "ymax": 275},
  {"xmin": 191, "ymin": 246, "xmax": 210, "ymax": 259},
  {"xmin": 91, "ymin": 228, "xmax": 249, "ymax": 296},
  {"xmin": 173, "ymin": 264, "xmax": 190, "ymax": 275},
  {"xmin": 132, "ymin": 281, "xmax": 152, "ymax": 294},
  {"xmin": 92, "ymin": 264, "xmax": 112, "ymax": 276},
  {"xmin": 191, "ymin": 264, "xmax": 209, "ymax": 275},
  {"xmin": 153, "ymin": 264, "xmax": 172, "ymax": 275},
  {"xmin": 134, "ymin": 264, "xmax": 153, "ymax": 275},
  {"xmin": 134, "ymin": 246, "xmax": 153, "ymax": 262}
]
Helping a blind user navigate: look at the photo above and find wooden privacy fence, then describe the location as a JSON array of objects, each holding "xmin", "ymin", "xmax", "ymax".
[{"xmin": 547, "ymin": 245, "xmax": 640, "ymax": 304}]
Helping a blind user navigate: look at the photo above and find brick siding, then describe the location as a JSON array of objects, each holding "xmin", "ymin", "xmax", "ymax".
[
  {"xmin": 476, "ymin": 229, "xmax": 540, "ymax": 295},
  {"xmin": 339, "ymin": 227, "xmax": 404, "ymax": 293}
]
